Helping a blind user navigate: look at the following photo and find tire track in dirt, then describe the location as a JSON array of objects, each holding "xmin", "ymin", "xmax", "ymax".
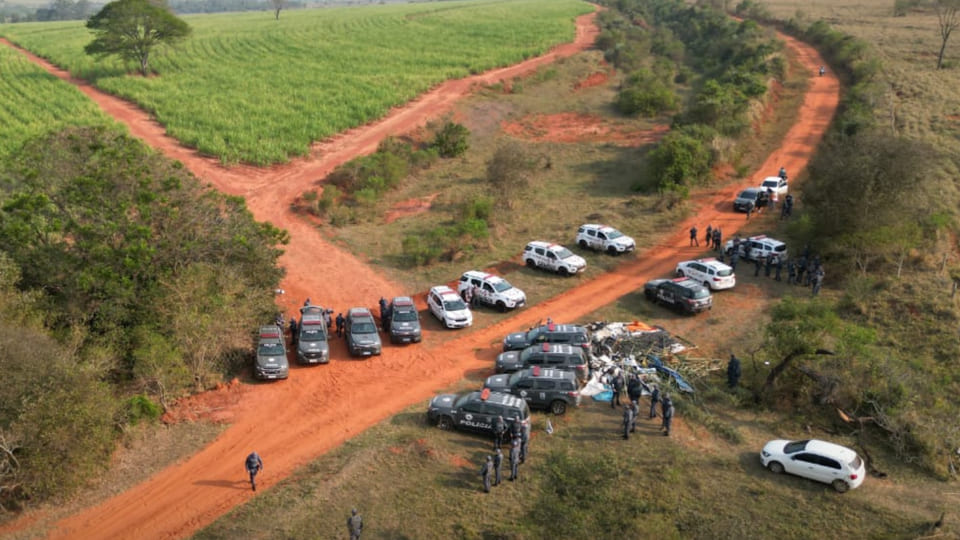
[{"xmin": 1, "ymin": 17, "xmax": 839, "ymax": 540}]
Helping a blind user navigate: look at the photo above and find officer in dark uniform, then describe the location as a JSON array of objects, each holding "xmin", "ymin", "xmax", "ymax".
[
  {"xmin": 347, "ymin": 508, "xmax": 363, "ymax": 540},
  {"xmin": 245, "ymin": 451, "xmax": 263, "ymax": 492},
  {"xmin": 705, "ymin": 224, "xmax": 712, "ymax": 246},
  {"xmin": 661, "ymin": 394, "xmax": 675, "ymax": 437},
  {"xmin": 480, "ymin": 455, "xmax": 492, "ymax": 493},
  {"xmin": 649, "ymin": 385, "xmax": 660, "ymax": 418},
  {"xmin": 630, "ymin": 401, "xmax": 639, "ymax": 433},
  {"xmin": 611, "ymin": 371, "xmax": 624, "ymax": 408},
  {"xmin": 493, "ymin": 447, "xmax": 503, "ymax": 486},
  {"xmin": 729, "ymin": 251, "xmax": 738, "ymax": 273},
  {"xmin": 787, "ymin": 258, "xmax": 796, "ymax": 284},
  {"xmin": 689, "ymin": 226, "xmax": 699, "ymax": 247},
  {"xmin": 795, "ymin": 256, "xmax": 806, "ymax": 285},
  {"xmin": 493, "ymin": 415, "xmax": 506, "ymax": 450},
  {"xmin": 713, "ymin": 227, "xmax": 722, "ymax": 252},
  {"xmin": 378, "ymin": 297, "xmax": 388, "ymax": 328},
  {"xmin": 627, "ymin": 375, "xmax": 642, "ymax": 404},
  {"xmin": 509, "ymin": 437, "xmax": 521, "ymax": 481},
  {"xmin": 754, "ymin": 254, "xmax": 763, "ymax": 277},
  {"xmin": 765, "ymin": 254, "xmax": 774, "ymax": 277},
  {"xmin": 289, "ymin": 317, "xmax": 298, "ymax": 345},
  {"xmin": 727, "ymin": 353, "xmax": 741, "ymax": 388},
  {"xmin": 622, "ymin": 403, "xmax": 634, "ymax": 440},
  {"xmin": 335, "ymin": 312, "xmax": 345, "ymax": 338},
  {"xmin": 520, "ymin": 420, "xmax": 531, "ymax": 464}
]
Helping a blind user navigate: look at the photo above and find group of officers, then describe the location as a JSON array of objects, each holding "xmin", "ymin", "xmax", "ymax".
[
  {"xmin": 609, "ymin": 370, "xmax": 675, "ymax": 441},
  {"xmin": 480, "ymin": 415, "xmax": 532, "ymax": 493}
]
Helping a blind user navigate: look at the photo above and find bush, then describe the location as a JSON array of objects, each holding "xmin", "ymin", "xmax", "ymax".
[
  {"xmin": 431, "ymin": 122, "xmax": 470, "ymax": 158},
  {"xmin": 315, "ymin": 185, "xmax": 341, "ymax": 215},
  {"xmin": 616, "ymin": 69, "xmax": 677, "ymax": 116},
  {"xmin": 126, "ymin": 394, "xmax": 162, "ymax": 425},
  {"xmin": 486, "ymin": 143, "xmax": 536, "ymax": 205},
  {"xmin": 645, "ymin": 129, "xmax": 714, "ymax": 191}
]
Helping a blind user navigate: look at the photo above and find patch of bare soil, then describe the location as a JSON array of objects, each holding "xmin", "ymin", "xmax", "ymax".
[
  {"xmin": 0, "ymin": 14, "xmax": 846, "ymax": 540},
  {"xmin": 383, "ymin": 193, "xmax": 439, "ymax": 224},
  {"xmin": 501, "ymin": 112, "xmax": 669, "ymax": 146},
  {"xmin": 573, "ymin": 68, "xmax": 613, "ymax": 90}
]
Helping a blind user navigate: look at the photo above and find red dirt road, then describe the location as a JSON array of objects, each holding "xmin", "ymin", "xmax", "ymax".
[{"xmin": 1, "ymin": 15, "xmax": 839, "ymax": 540}]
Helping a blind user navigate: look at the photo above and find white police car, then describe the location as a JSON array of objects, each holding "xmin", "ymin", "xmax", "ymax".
[
  {"xmin": 724, "ymin": 234, "xmax": 788, "ymax": 262},
  {"xmin": 426, "ymin": 285, "xmax": 472, "ymax": 329},
  {"xmin": 675, "ymin": 257, "xmax": 736, "ymax": 291},
  {"xmin": 575, "ymin": 224, "xmax": 635, "ymax": 255},
  {"xmin": 523, "ymin": 241, "xmax": 586, "ymax": 275},
  {"xmin": 760, "ymin": 176, "xmax": 789, "ymax": 196},
  {"xmin": 457, "ymin": 271, "xmax": 526, "ymax": 312}
]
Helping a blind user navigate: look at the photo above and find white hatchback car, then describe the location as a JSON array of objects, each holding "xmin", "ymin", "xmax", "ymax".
[
  {"xmin": 523, "ymin": 241, "xmax": 586, "ymax": 276},
  {"xmin": 675, "ymin": 257, "xmax": 735, "ymax": 290},
  {"xmin": 575, "ymin": 224, "xmax": 635, "ymax": 255},
  {"xmin": 760, "ymin": 439, "xmax": 866, "ymax": 493},
  {"xmin": 426, "ymin": 285, "xmax": 472, "ymax": 329},
  {"xmin": 760, "ymin": 176, "xmax": 789, "ymax": 196}
]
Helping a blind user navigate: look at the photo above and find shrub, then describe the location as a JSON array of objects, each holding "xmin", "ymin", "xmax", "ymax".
[
  {"xmin": 616, "ymin": 69, "xmax": 677, "ymax": 116},
  {"xmin": 315, "ymin": 185, "xmax": 342, "ymax": 215},
  {"xmin": 486, "ymin": 143, "xmax": 536, "ymax": 206},
  {"xmin": 431, "ymin": 122, "xmax": 470, "ymax": 158},
  {"xmin": 645, "ymin": 129, "xmax": 714, "ymax": 191},
  {"xmin": 126, "ymin": 394, "xmax": 162, "ymax": 425}
]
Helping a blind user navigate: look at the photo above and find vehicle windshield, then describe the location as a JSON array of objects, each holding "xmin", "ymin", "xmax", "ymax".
[
  {"xmin": 762, "ymin": 180, "xmax": 778, "ymax": 188},
  {"xmin": 523, "ymin": 328, "xmax": 543, "ymax": 344},
  {"xmin": 493, "ymin": 280, "xmax": 513, "ymax": 293},
  {"xmin": 300, "ymin": 328, "xmax": 326, "ymax": 342},
  {"xmin": 443, "ymin": 298, "xmax": 466, "ymax": 311},
  {"xmin": 519, "ymin": 346, "xmax": 537, "ymax": 362},
  {"xmin": 508, "ymin": 371, "xmax": 525, "ymax": 386},
  {"xmin": 774, "ymin": 244, "xmax": 786, "ymax": 253},
  {"xmin": 783, "ymin": 440, "xmax": 809, "ymax": 454},
  {"xmin": 258, "ymin": 342, "xmax": 283, "ymax": 355},
  {"xmin": 555, "ymin": 247, "xmax": 574, "ymax": 259},
  {"xmin": 454, "ymin": 394, "xmax": 472, "ymax": 409},
  {"xmin": 716, "ymin": 268, "xmax": 733, "ymax": 277},
  {"xmin": 392, "ymin": 309, "xmax": 418, "ymax": 322},
  {"xmin": 605, "ymin": 229, "xmax": 623, "ymax": 239},
  {"xmin": 690, "ymin": 287, "xmax": 711, "ymax": 300},
  {"xmin": 352, "ymin": 322, "xmax": 377, "ymax": 334},
  {"xmin": 739, "ymin": 189, "xmax": 758, "ymax": 199}
]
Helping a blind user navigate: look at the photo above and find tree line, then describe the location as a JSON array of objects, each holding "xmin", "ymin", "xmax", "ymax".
[{"xmin": 0, "ymin": 126, "xmax": 285, "ymax": 508}]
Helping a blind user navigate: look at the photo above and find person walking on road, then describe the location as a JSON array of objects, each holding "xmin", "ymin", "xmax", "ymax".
[
  {"xmin": 245, "ymin": 451, "xmax": 263, "ymax": 492},
  {"xmin": 480, "ymin": 455, "xmax": 492, "ymax": 493},
  {"xmin": 347, "ymin": 508, "xmax": 363, "ymax": 540},
  {"xmin": 690, "ymin": 226, "xmax": 699, "ymax": 247},
  {"xmin": 661, "ymin": 394, "xmax": 675, "ymax": 437}
]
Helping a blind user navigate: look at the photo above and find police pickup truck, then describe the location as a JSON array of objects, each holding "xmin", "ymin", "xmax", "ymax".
[
  {"xmin": 426, "ymin": 389, "xmax": 530, "ymax": 436},
  {"xmin": 643, "ymin": 277, "xmax": 713, "ymax": 315}
]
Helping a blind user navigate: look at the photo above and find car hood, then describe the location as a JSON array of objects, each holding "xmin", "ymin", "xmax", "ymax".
[
  {"xmin": 350, "ymin": 333, "xmax": 379, "ymax": 345},
  {"xmin": 563, "ymin": 254, "xmax": 587, "ymax": 267},
  {"xmin": 444, "ymin": 308, "xmax": 471, "ymax": 320},
  {"xmin": 612, "ymin": 236, "xmax": 635, "ymax": 247},
  {"xmin": 762, "ymin": 439, "xmax": 789, "ymax": 455},
  {"xmin": 299, "ymin": 341, "xmax": 329, "ymax": 351},
  {"xmin": 503, "ymin": 333, "xmax": 529, "ymax": 350},
  {"xmin": 391, "ymin": 321, "xmax": 419, "ymax": 330},
  {"xmin": 429, "ymin": 393, "xmax": 457, "ymax": 410},
  {"xmin": 484, "ymin": 374, "xmax": 511, "ymax": 390},
  {"xmin": 502, "ymin": 288, "xmax": 526, "ymax": 302},
  {"xmin": 257, "ymin": 355, "xmax": 285, "ymax": 366},
  {"xmin": 496, "ymin": 351, "xmax": 521, "ymax": 369}
]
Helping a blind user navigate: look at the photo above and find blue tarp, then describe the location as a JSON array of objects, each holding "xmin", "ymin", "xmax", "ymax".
[{"xmin": 648, "ymin": 355, "xmax": 695, "ymax": 393}]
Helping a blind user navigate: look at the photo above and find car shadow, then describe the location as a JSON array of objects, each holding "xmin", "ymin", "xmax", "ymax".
[{"xmin": 193, "ymin": 479, "xmax": 250, "ymax": 491}]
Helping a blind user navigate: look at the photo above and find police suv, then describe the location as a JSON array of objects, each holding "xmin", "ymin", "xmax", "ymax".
[
  {"xmin": 387, "ymin": 296, "xmax": 422, "ymax": 344},
  {"xmin": 254, "ymin": 325, "xmax": 289, "ymax": 380},
  {"xmin": 675, "ymin": 257, "xmax": 736, "ymax": 291},
  {"xmin": 296, "ymin": 307, "xmax": 330, "ymax": 364},
  {"xmin": 522, "ymin": 241, "xmax": 586, "ymax": 275},
  {"xmin": 426, "ymin": 285, "xmax": 472, "ymax": 329},
  {"xmin": 427, "ymin": 388, "xmax": 530, "ymax": 436},
  {"xmin": 576, "ymin": 224, "xmax": 635, "ymax": 255},
  {"xmin": 484, "ymin": 366, "xmax": 581, "ymax": 415},
  {"xmin": 724, "ymin": 234, "xmax": 788, "ymax": 262},
  {"xmin": 643, "ymin": 277, "xmax": 713, "ymax": 314},
  {"xmin": 495, "ymin": 342, "xmax": 589, "ymax": 381},
  {"xmin": 457, "ymin": 271, "xmax": 526, "ymax": 312},
  {"xmin": 345, "ymin": 307, "xmax": 382, "ymax": 357},
  {"xmin": 502, "ymin": 322, "xmax": 590, "ymax": 352}
]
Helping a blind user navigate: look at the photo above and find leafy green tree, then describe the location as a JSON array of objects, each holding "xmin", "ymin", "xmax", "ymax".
[
  {"xmin": 85, "ymin": 0, "xmax": 191, "ymax": 76},
  {"xmin": 431, "ymin": 122, "xmax": 470, "ymax": 158},
  {"xmin": 644, "ymin": 128, "xmax": 714, "ymax": 192}
]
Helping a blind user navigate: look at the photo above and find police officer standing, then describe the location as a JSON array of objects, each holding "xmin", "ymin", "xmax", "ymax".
[
  {"xmin": 335, "ymin": 312, "xmax": 345, "ymax": 337},
  {"xmin": 705, "ymin": 224, "xmax": 712, "ymax": 246},
  {"xmin": 713, "ymin": 227, "xmax": 722, "ymax": 252},
  {"xmin": 729, "ymin": 250, "xmax": 738, "ymax": 273},
  {"xmin": 347, "ymin": 508, "xmax": 363, "ymax": 540},
  {"xmin": 493, "ymin": 447, "xmax": 503, "ymax": 487},
  {"xmin": 627, "ymin": 375, "xmax": 642, "ymax": 404},
  {"xmin": 630, "ymin": 401, "xmax": 639, "ymax": 434},
  {"xmin": 622, "ymin": 402, "xmax": 634, "ymax": 440},
  {"xmin": 787, "ymin": 258, "xmax": 796, "ymax": 285},
  {"xmin": 480, "ymin": 455, "xmax": 492, "ymax": 493},
  {"xmin": 493, "ymin": 415, "xmax": 506, "ymax": 450},
  {"xmin": 689, "ymin": 226, "xmax": 699, "ymax": 247},
  {"xmin": 727, "ymin": 353, "xmax": 741, "ymax": 388},
  {"xmin": 509, "ymin": 436, "xmax": 521, "ymax": 481},
  {"xmin": 289, "ymin": 317, "xmax": 299, "ymax": 345},
  {"xmin": 661, "ymin": 394, "xmax": 675, "ymax": 437},
  {"xmin": 754, "ymin": 254, "xmax": 763, "ymax": 277},
  {"xmin": 520, "ymin": 420, "xmax": 531, "ymax": 464},
  {"xmin": 765, "ymin": 254, "xmax": 774, "ymax": 277},
  {"xmin": 649, "ymin": 384, "xmax": 660, "ymax": 418}
]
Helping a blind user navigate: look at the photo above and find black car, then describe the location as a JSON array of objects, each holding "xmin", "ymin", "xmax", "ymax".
[
  {"xmin": 484, "ymin": 367, "xmax": 581, "ymax": 415},
  {"xmin": 426, "ymin": 389, "xmax": 530, "ymax": 435},
  {"xmin": 502, "ymin": 322, "xmax": 590, "ymax": 352},
  {"xmin": 495, "ymin": 343, "xmax": 588, "ymax": 381},
  {"xmin": 387, "ymin": 296, "xmax": 422, "ymax": 344},
  {"xmin": 644, "ymin": 278, "xmax": 713, "ymax": 314},
  {"xmin": 733, "ymin": 187, "xmax": 769, "ymax": 212},
  {"xmin": 345, "ymin": 307, "xmax": 382, "ymax": 357}
]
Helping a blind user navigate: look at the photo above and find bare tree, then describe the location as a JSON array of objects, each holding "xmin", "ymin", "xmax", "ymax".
[
  {"xmin": 935, "ymin": 0, "xmax": 960, "ymax": 69},
  {"xmin": 272, "ymin": 0, "xmax": 283, "ymax": 20}
]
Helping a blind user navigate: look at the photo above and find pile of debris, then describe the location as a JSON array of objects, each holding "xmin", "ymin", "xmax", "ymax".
[{"xmin": 582, "ymin": 321, "xmax": 698, "ymax": 396}]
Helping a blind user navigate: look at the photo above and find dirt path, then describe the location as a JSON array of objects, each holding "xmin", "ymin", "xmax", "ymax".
[{"xmin": 0, "ymin": 18, "xmax": 839, "ymax": 540}]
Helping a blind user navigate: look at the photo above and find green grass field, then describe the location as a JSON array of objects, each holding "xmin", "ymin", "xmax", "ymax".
[
  {"xmin": 0, "ymin": 0, "xmax": 593, "ymax": 165},
  {"xmin": 0, "ymin": 45, "xmax": 112, "ymax": 157}
]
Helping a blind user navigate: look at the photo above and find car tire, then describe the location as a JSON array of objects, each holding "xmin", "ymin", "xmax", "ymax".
[
  {"xmin": 558, "ymin": 267, "xmax": 569, "ymax": 276},
  {"xmin": 437, "ymin": 416, "xmax": 453, "ymax": 430},
  {"xmin": 677, "ymin": 270, "xmax": 685, "ymax": 277},
  {"xmin": 832, "ymin": 479, "xmax": 850, "ymax": 493},
  {"xmin": 704, "ymin": 281, "xmax": 711, "ymax": 289},
  {"xmin": 768, "ymin": 461, "xmax": 784, "ymax": 474},
  {"xmin": 525, "ymin": 259, "xmax": 536, "ymax": 268},
  {"xmin": 550, "ymin": 400, "xmax": 567, "ymax": 415},
  {"xmin": 607, "ymin": 246, "xmax": 618, "ymax": 256},
  {"xmin": 644, "ymin": 289, "xmax": 655, "ymax": 301},
  {"xmin": 578, "ymin": 239, "xmax": 588, "ymax": 249},
  {"xmin": 496, "ymin": 301, "xmax": 507, "ymax": 313}
]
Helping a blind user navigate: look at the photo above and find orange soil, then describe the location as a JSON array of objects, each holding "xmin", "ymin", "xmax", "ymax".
[
  {"xmin": 573, "ymin": 69, "xmax": 612, "ymax": 90},
  {"xmin": 0, "ymin": 14, "xmax": 840, "ymax": 540},
  {"xmin": 501, "ymin": 113, "xmax": 668, "ymax": 146},
  {"xmin": 383, "ymin": 193, "xmax": 439, "ymax": 224}
]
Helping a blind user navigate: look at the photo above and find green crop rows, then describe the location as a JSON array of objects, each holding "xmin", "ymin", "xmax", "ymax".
[
  {"xmin": 0, "ymin": 45, "xmax": 112, "ymax": 158},
  {"xmin": 0, "ymin": 0, "xmax": 593, "ymax": 165}
]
